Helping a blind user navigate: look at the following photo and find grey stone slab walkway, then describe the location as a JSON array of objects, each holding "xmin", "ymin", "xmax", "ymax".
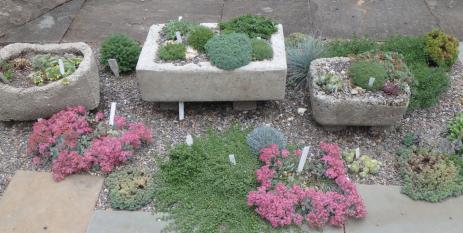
[
  {"xmin": 1, "ymin": 0, "xmax": 463, "ymax": 43},
  {"xmin": 0, "ymin": 171, "xmax": 103, "ymax": 233},
  {"xmin": 86, "ymin": 210, "xmax": 169, "ymax": 233},
  {"xmin": 459, "ymin": 42, "xmax": 463, "ymax": 64}
]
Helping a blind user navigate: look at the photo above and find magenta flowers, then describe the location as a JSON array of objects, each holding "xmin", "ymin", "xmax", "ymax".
[
  {"xmin": 247, "ymin": 143, "xmax": 366, "ymax": 228},
  {"xmin": 28, "ymin": 106, "xmax": 152, "ymax": 181}
]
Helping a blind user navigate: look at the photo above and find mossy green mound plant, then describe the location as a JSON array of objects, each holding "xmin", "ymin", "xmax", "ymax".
[
  {"xmin": 0, "ymin": 61, "xmax": 14, "ymax": 81},
  {"xmin": 187, "ymin": 26, "xmax": 214, "ymax": 53},
  {"xmin": 205, "ymin": 33, "xmax": 252, "ymax": 70},
  {"xmin": 162, "ymin": 20, "xmax": 196, "ymax": 40},
  {"xmin": 219, "ymin": 14, "xmax": 277, "ymax": 39},
  {"xmin": 449, "ymin": 113, "xmax": 463, "ymax": 141},
  {"xmin": 158, "ymin": 43, "xmax": 186, "ymax": 61},
  {"xmin": 348, "ymin": 60, "xmax": 387, "ymax": 91},
  {"xmin": 31, "ymin": 53, "xmax": 82, "ymax": 86},
  {"xmin": 153, "ymin": 127, "xmax": 287, "ymax": 233},
  {"xmin": 251, "ymin": 38, "xmax": 273, "ymax": 61},
  {"xmin": 100, "ymin": 33, "xmax": 141, "ymax": 73},
  {"xmin": 424, "ymin": 29, "xmax": 459, "ymax": 68},
  {"xmin": 106, "ymin": 170, "xmax": 155, "ymax": 210}
]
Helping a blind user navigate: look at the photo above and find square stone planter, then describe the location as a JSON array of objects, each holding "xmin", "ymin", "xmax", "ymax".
[
  {"xmin": 308, "ymin": 57, "xmax": 410, "ymax": 127},
  {"xmin": 0, "ymin": 42, "xmax": 99, "ymax": 121},
  {"xmin": 136, "ymin": 23, "xmax": 287, "ymax": 102}
]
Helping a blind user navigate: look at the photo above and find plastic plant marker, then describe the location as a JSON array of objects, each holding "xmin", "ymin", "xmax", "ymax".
[
  {"xmin": 179, "ymin": 102, "xmax": 184, "ymax": 120},
  {"xmin": 229, "ymin": 154, "xmax": 236, "ymax": 165},
  {"xmin": 109, "ymin": 102, "xmax": 117, "ymax": 126},
  {"xmin": 108, "ymin": 59, "xmax": 120, "ymax": 78},
  {"xmin": 186, "ymin": 134, "xmax": 193, "ymax": 146},
  {"xmin": 297, "ymin": 146, "xmax": 310, "ymax": 173},
  {"xmin": 175, "ymin": 31, "xmax": 182, "ymax": 43},
  {"xmin": 368, "ymin": 77, "xmax": 375, "ymax": 87},
  {"xmin": 58, "ymin": 59, "xmax": 65, "ymax": 75},
  {"xmin": 178, "ymin": 16, "xmax": 183, "ymax": 21},
  {"xmin": 355, "ymin": 148, "xmax": 360, "ymax": 159}
]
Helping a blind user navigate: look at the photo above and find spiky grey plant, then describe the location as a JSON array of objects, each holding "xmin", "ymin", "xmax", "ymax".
[
  {"xmin": 246, "ymin": 126, "xmax": 287, "ymax": 153},
  {"xmin": 286, "ymin": 35, "xmax": 325, "ymax": 87}
]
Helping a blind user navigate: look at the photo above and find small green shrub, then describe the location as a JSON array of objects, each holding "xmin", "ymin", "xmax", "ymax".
[
  {"xmin": 285, "ymin": 32, "xmax": 309, "ymax": 47},
  {"xmin": 407, "ymin": 63, "xmax": 449, "ymax": 110},
  {"xmin": 380, "ymin": 35, "xmax": 427, "ymax": 65},
  {"xmin": 219, "ymin": 14, "xmax": 277, "ymax": 39},
  {"xmin": 158, "ymin": 43, "xmax": 186, "ymax": 61},
  {"xmin": 324, "ymin": 35, "xmax": 377, "ymax": 57},
  {"xmin": 162, "ymin": 20, "xmax": 196, "ymax": 40},
  {"xmin": 449, "ymin": 113, "xmax": 463, "ymax": 141},
  {"xmin": 246, "ymin": 126, "xmax": 287, "ymax": 153},
  {"xmin": 316, "ymin": 72, "xmax": 343, "ymax": 93},
  {"xmin": 187, "ymin": 26, "xmax": 214, "ymax": 53},
  {"xmin": 424, "ymin": 29, "xmax": 459, "ymax": 68},
  {"xmin": 100, "ymin": 34, "xmax": 141, "ymax": 73},
  {"xmin": 286, "ymin": 36, "xmax": 325, "ymax": 86},
  {"xmin": 106, "ymin": 170, "xmax": 155, "ymax": 210},
  {"xmin": 0, "ymin": 61, "xmax": 14, "ymax": 80},
  {"xmin": 348, "ymin": 60, "xmax": 387, "ymax": 91},
  {"xmin": 205, "ymin": 33, "xmax": 252, "ymax": 70},
  {"xmin": 251, "ymin": 38, "xmax": 273, "ymax": 61}
]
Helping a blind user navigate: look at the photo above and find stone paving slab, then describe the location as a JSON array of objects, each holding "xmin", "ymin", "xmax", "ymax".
[
  {"xmin": 425, "ymin": 0, "xmax": 463, "ymax": 40},
  {"xmin": 459, "ymin": 42, "xmax": 463, "ymax": 64},
  {"xmin": 0, "ymin": 170, "xmax": 104, "ymax": 233},
  {"xmin": 345, "ymin": 184, "xmax": 463, "ymax": 233},
  {"xmin": 222, "ymin": 0, "xmax": 310, "ymax": 35},
  {"xmin": 308, "ymin": 0, "xmax": 440, "ymax": 39},
  {"xmin": 86, "ymin": 210, "xmax": 169, "ymax": 233},
  {"xmin": 0, "ymin": 0, "xmax": 85, "ymax": 43},
  {"xmin": 63, "ymin": 0, "xmax": 223, "ymax": 43}
]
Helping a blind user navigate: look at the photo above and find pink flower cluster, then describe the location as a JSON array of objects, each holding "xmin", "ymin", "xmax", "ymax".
[
  {"xmin": 247, "ymin": 143, "xmax": 366, "ymax": 228},
  {"xmin": 28, "ymin": 106, "xmax": 152, "ymax": 181}
]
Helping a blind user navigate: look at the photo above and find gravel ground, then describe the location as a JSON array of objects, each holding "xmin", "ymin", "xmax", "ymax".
[{"xmin": 0, "ymin": 45, "xmax": 461, "ymax": 210}]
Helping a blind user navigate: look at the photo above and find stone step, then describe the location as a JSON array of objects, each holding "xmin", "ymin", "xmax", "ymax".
[
  {"xmin": 86, "ymin": 210, "xmax": 169, "ymax": 233},
  {"xmin": 0, "ymin": 170, "xmax": 103, "ymax": 233}
]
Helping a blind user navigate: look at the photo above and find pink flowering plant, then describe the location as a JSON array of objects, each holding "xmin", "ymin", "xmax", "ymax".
[
  {"xmin": 247, "ymin": 143, "xmax": 366, "ymax": 228},
  {"xmin": 27, "ymin": 106, "xmax": 152, "ymax": 181}
]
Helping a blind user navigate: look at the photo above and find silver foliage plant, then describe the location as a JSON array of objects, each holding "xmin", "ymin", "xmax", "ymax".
[
  {"xmin": 286, "ymin": 34, "xmax": 325, "ymax": 87},
  {"xmin": 246, "ymin": 126, "xmax": 287, "ymax": 153}
]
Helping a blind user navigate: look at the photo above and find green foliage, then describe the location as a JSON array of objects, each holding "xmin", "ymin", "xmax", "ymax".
[
  {"xmin": 246, "ymin": 126, "xmax": 287, "ymax": 153},
  {"xmin": 399, "ymin": 149, "xmax": 463, "ymax": 202},
  {"xmin": 30, "ymin": 54, "xmax": 82, "ymax": 86},
  {"xmin": 380, "ymin": 35, "xmax": 427, "ymax": 65},
  {"xmin": 343, "ymin": 149, "xmax": 381, "ymax": 177},
  {"xmin": 251, "ymin": 38, "xmax": 273, "ymax": 61},
  {"xmin": 286, "ymin": 36, "xmax": 325, "ymax": 86},
  {"xmin": 424, "ymin": 29, "xmax": 459, "ymax": 68},
  {"xmin": 100, "ymin": 33, "xmax": 141, "ymax": 73},
  {"xmin": 449, "ymin": 113, "xmax": 463, "ymax": 141},
  {"xmin": 402, "ymin": 132, "xmax": 419, "ymax": 148},
  {"xmin": 219, "ymin": 14, "xmax": 277, "ymax": 39},
  {"xmin": 316, "ymin": 72, "xmax": 343, "ymax": 93},
  {"xmin": 285, "ymin": 32, "xmax": 309, "ymax": 47},
  {"xmin": 153, "ymin": 126, "xmax": 285, "ymax": 233},
  {"xmin": 205, "ymin": 33, "xmax": 252, "ymax": 70},
  {"xmin": 162, "ymin": 20, "xmax": 196, "ymax": 40},
  {"xmin": 348, "ymin": 60, "xmax": 387, "ymax": 91},
  {"xmin": 106, "ymin": 170, "xmax": 155, "ymax": 210},
  {"xmin": 355, "ymin": 51, "xmax": 413, "ymax": 83},
  {"xmin": 0, "ymin": 61, "xmax": 14, "ymax": 80},
  {"xmin": 187, "ymin": 26, "xmax": 214, "ymax": 53},
  {"xmin": 324, "ymin": 35, "xmax": 377, "ymax": 57},
  {"xmin": 158, "ymin": 43, "xmax": 186, "ymax": 61},
  {"xmin": 407, "ymin": 63, "xmax": 449, "ymax": 110}
]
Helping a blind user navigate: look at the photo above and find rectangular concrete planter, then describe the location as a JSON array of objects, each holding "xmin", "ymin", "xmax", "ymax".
[
  {"xmin": 308, "ymin": 57, "xmax": 410, "ymax": 126},
  {"xmin": 0, "ymin": 43, "xmax": 100, "ymax": 121},
  {"xmin": 136, "ymin": 23, "xmax": 287, "ymax": 102}
]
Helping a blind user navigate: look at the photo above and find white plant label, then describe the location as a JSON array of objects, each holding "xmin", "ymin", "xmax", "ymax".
[
  {"xmin": 368, "ymin": 77, "xmax": 376, "ymax": 87},
  {"xmin": 58, "ymin": 59, "xmax": 65, "ymax": 75},
  {"xmin": 175, "ymin": 31, "xmax": 182, "ymax": 43},
  {"xmin": 179, "ymin": 102, "xmax": 185, "ymax": 120},
  {"xmin": 297, "ymin": 146, "xmax": 311, "ymax": 173},
  {"xmin": 108, "ymin": 59, "xmax": 120, "ymax": 78},
  {"xmin": 178, "ymin": 16, "xmax": 183, "ymax": 21},
  {"xmin": 109, "ymin": 102, "xmax": 117, "ymax": 126},
  {"xmin": 186, "ymin": 134, "xmax": 193, "ymax": 146},
  {"xmin": 355, "ymin": 147, "xmax": 360, "ymax": 159},
  {"xmin": 229, "ymin": 154, "xmax": 236, "ymax": 165}
]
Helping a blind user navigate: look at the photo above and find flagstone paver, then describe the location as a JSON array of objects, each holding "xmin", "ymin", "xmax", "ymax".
[
  {"xmin": 86, "ymin": 210, "xmax": 169, "ymax": 233},
  {"xmin": 0, "ymin": 170, "xmax": 103, "ymax": 233},
  {"xmin": 345, "ymin": 184, "xmax": 463, "ymax": 233}
]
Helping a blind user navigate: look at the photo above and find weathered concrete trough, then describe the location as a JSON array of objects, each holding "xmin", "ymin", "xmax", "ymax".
[
  {"xmin": 0, "ymin": 43, "xmax": 99, "ymax": 121},
  {"xmin": 136, "ymin": 23, "xmax": 287, "ymax": 103},
  {"xmin": 308, "ymin": 57, "xmax": 410, "ymax": 126}
]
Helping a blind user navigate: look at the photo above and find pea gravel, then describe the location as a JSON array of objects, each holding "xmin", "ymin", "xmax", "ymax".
[{"xmin": 0, "ymin": 44, "xmax": 461, "ymax": 211}]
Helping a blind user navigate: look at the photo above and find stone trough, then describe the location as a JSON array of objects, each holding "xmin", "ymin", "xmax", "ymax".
[
  {"xmin": 308, "ymin": 57, "xmax": 410, "ymax": 127},
  {"xmin": 136, "ymin": 23, "xmax": 287, "ymax": 108},
  {"xmin": 0, "ymin": 42, "xmax": 99, "ymax": 121}
]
